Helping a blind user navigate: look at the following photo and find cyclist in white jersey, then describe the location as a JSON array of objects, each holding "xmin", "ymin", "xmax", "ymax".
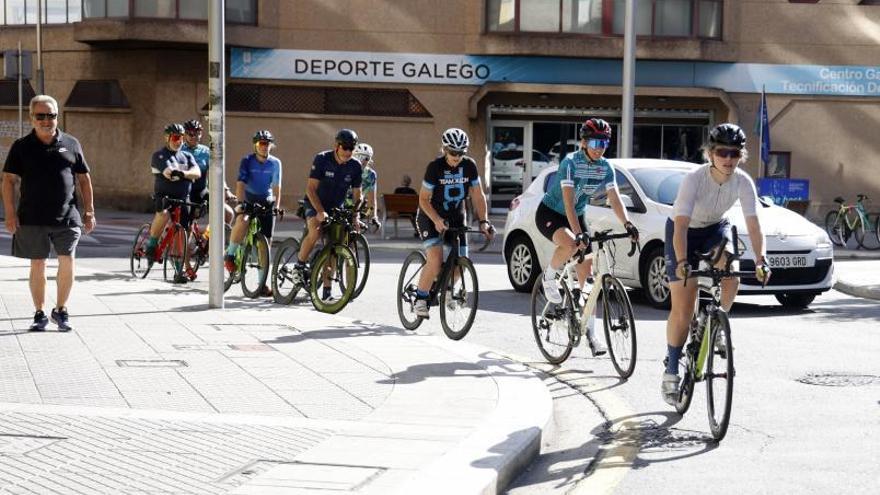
[{"xmin": 660, "ymin": 123, "xmax": 771, "ymax": 405}]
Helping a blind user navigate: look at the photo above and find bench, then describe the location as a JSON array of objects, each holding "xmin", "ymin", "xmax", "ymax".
[{"xmin": 381, "ymin": 193, "xmax": 419, "ymax": 239}]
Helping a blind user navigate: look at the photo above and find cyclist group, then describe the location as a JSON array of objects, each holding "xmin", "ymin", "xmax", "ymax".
[{"xmin": 140, "ymin": 116, "xmax": 772, "ymax": 408}]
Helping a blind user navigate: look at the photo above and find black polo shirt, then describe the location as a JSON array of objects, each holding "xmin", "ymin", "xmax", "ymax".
[{"xmin": 3, "ymin": 129, "xmax": 90, "ymax": 227}]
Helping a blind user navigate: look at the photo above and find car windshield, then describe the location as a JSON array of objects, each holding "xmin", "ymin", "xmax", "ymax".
[{"xmin": 629, "ymin": 168, "xmax": 689, "ymax": 206}]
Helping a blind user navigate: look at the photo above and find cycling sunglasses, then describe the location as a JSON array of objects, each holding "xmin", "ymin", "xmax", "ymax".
[
  {"xmin": 446, "ymin": 149, "xmax": 465, "ymax": 157},
  {"xmin": 339, "ymin": 144, "xmax": 355, "ymax": 151},
  {"xmin": 168, "ymin": 134, "xmax": 183, "ymax": 142},
  {"xmin": 587, "ymin": 138, "xmax": 610, "ymax": 149},
  {"xmin": 34, "ymin": 113, "xmax": 58, "ymax": 121},
  {"xmin": 714, "ymin": 148, "xmax": 742, "ymax": 159}
]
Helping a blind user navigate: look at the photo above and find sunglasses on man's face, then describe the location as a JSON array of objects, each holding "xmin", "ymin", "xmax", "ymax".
[
  {"xmin": 447, "ymin": 149, "xmax": 464, "ymax": 158},
  {"xmin": 587, "ymin": 138, "xmax": 609, "ymax": 150},
  {"xmin": 714, "ymin": 149, "xmax": 742, "ymax": 159},
  {"xmin": 186, "ymin": 130, "xmax": 201, "ymax": 137},
  {"xmin": 257, "ymin": 140, "xmax": 271, "ymax": 146},
  {"xmin": 34, "ymin": 113, "xmax": 58, "ymax": 121},
  {"xmin": 169, "ymin": 134, "xmax": 183, "ymax": 142},
  {"xmin": 339, "ymin": 144, "xmax": 354, "ymax": 152}
]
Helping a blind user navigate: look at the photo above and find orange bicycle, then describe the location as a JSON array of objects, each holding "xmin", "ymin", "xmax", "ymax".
[{"xmin": 130, "ymin": 197, "xmax": 194, "ymax": 281}]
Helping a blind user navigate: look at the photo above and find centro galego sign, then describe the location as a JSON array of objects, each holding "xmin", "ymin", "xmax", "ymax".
[{"xmin": 231, "ymin": 48, "xmax": 491, "ymax": 85}]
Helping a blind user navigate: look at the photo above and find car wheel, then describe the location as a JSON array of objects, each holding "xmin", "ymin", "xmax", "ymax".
[
  {"xmin": 774, "ymin": 293, "xmax": 816, "ymax": 308},
  {"xmin": 641, "ymin": 246, "xmax": 671, "ymax": 309},
  {"xmin": 506, "ymin": 234, "xmax": 540, "ymax": 293}
]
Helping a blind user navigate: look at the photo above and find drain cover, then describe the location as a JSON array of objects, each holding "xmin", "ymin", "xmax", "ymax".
[
  {"xmin": 796, "ymin": 373, "xmax": 880, "ymax": 387},
  {"xmin": 116, "ymin": 359, "xmax": 188, "ymax": 368}
]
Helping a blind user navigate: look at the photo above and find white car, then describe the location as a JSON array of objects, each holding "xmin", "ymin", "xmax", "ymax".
[
  {"xmin": 548, "ymin": 139, "xmax": 579, "ymax": 163},
  {"xmin": 502, "ymin": 159, "xmax": 835, "ymax": 308},
  {"xmin": 491, "ymin": 146, "xmax": 553, "ymax": 186}
]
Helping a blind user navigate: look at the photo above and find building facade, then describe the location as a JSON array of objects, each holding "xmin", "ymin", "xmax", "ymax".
[{"xmin": 1, "ymin": 0, "xmax": 879, "ymax": 219}]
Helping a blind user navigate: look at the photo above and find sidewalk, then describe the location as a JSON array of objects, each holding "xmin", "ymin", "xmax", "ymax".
[
  {"xmin": 832, "ymin": 248, "xmax": 880, "ymax": 301},
  {"xmin": 0, "ymin": 255, "xmax": 551, "ymax": 494}
]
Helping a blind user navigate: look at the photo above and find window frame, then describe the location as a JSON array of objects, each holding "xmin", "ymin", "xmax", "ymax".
[{"xmin": 485, "ymin": 0, "xmax": 722, "ymax": 40}]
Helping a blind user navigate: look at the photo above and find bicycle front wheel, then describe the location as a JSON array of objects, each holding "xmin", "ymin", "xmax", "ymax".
[
  {"xmin": 272, "ymin": 237, "xmax": 305, "ymax": 305},
  {"xmin": 706, "ymin": 310, "xmax": 734, "ymax": 441},
  {"xmin": 601, "ymin": 275, "xmax": 637, "ymax": 379},
  {"xmin": 310, "ymin": 244, "xmax": 357, "ymax": 314},
  {"xmin": 824, "ymin": 210, "xmax": 845, "ymax": 247},
  {"xmin": 163, "ymin": 225, "xmax": 188, "ymax": 282},
  {"xmin": 439, "ymin": 257, "xmax": 479, "ymax": 341},
  {"xmin": 130, "ymin": 223, "xmax": 152, "ymax": 278},
  {"xmin": 397, "ymin": 251, "xmax": 426, "ymax": 330},
  {"xmin": 241, "ymin": 233, "xmax": 270, "ymax": 298},
  {"xmin": 531, "ymin": 279, "xmax": 574, "ymax": 365},
  {"xmin": 348, "ymin": 232, "xmax": 370, "ymax": 299}
]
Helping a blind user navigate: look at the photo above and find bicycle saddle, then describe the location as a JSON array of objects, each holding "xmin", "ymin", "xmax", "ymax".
[{"xmin": 834, "ymin": 196, "xmax": 845, "ymax": 204}]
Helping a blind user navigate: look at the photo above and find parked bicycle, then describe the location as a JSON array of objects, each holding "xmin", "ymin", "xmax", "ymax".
[
  {"xmin": 531, "ymin": 230, "xmax": 639, "ymax": 378},
  {"xmin": 130, "ymin": 197, "xmax": 194, "ymax": 282},
  {"xmin": 271, "ymin": 206, "xmax": 359, "ymax": 314},
  {"xmin": 824, "ymin": 194, "xmax": 880, "ymax": 250},
  {"xmin": 397, "ymin": 225, "xmax": 492, "ymax": 340},
  {"xmin": 184, "ymin": 201, "xmax": 231, "ymax": 280},
  {"xmin": 672, "ymin": 226, "xmax": 758, "ymax": 442},
  {"xmin": 224, "ymin": 202, "xmax": 283, "ymax": 297}
]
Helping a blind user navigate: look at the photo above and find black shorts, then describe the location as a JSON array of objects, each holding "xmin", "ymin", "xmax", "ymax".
[
  {"xmin": 415, "ymin": 210, "xmax": 467, "ymax": 253},
  {"xmin": 244, "ymin": 197, "xmax": 276, "ymax": 240},
  {"xmin": 535, "ymin": 202, "xmax": 591, "ymax": 253},
  {"xmin": 12, "ymin": 225, "xmax": 81, "ymax": 259},
  {"xmin": 153, "ymin": 194, "xmax": 191, "ymax": 228},
  {"xmin": 664, "ymin": 217, "xmax": 734, "ymax": 282}
]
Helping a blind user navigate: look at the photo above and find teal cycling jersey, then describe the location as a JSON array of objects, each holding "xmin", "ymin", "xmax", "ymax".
[
  {"xmin": 541, "ymin": 150, "xmax": 616, "ymax": 216},
  {"xmin": 362, "ymin": 166, "xmax": 377, "ymax": 194},
  {"xmin": 181, "ymin": 143, "xmax": 210, "ymax": 173}
]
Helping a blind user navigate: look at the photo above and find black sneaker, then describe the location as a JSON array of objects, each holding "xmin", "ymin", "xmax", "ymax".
[
  {"xmin": 172, "ymin": 274, "xmax": 189, "ymax": 284},
  {"xmin": 29, "ymin": 310, "xmax": 48, "ymax": 332},
  {"xmin": 50, "ymin": 307, "xmax": 73, "ymax": 332}
]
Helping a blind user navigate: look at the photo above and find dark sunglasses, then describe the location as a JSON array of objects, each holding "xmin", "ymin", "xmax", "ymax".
[
  {"xmin": 446, "ymin": 149, "xmax": 465, "ymax": 157},
  {"xmin": 714, "ymin": 149, "xmax": 742, "ymax": 159},
  {"xmin": 34, "ymin": 113, "xmax": 58, "ymax": 121},
  {"xmin": 339, "ymin": 144, "xmax": 354, "ymax": 152},
  {"xmin": 257, "ymin": 140, "xmax": 271, "ymax": 146},
  {"xmin": 186, "ymin": 130, "xmax": 201, "ymax": 136}
]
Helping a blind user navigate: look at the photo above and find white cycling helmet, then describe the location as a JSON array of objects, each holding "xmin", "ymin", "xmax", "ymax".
[
  {"xmin": 353, "ymin": 143, "xmax": 373, "ymax": 163},
  {"xmin": 441, "ymin": 128, "xmax": 469, "ymax": 153}
]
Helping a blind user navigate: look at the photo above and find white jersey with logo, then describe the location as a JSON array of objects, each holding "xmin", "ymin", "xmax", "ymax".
[{"xmin": 672, "ymin": 163, "xmax": 759, "ymax": 228}]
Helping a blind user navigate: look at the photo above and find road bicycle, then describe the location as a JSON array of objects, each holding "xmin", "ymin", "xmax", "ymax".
[
  {"xmin": 184, "ymin": 201, "xmax": 231, "ymax": 280},
  {"xmin": 397, "ymin": 225, "xmax": 492, "ymax": 340},
  {"xmin": 271, "ymin": 207, "xmax": 359, "ymax": 314},
  {"xmin": 824, "ymin": 194, "xmax": 880, "ymax": 250},
  {"xmin": 224, "ymin": 202, "xmax": 282, "ymax": 298},
  {"xmin": 530, "ymin": 230, "xmax": 639, "ymax": 379},
  {"xmin": 672, "ymin": 226, "xmax": 758, "ymax": 442},
  {"xmin": 130, "ymin": 197, "xmax": 193, "ymax": 282}
]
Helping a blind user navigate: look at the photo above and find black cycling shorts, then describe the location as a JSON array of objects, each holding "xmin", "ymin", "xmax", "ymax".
[{"xmin": 535, "ymin": 202, "xmax": 591, "ymax": 254}]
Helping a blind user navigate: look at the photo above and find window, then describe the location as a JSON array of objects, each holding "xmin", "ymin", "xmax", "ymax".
[
  {"xmin": 489, "ymin": 0, "xmax": 721, "ymax": 39},
  {"xmin": 764, "ymin": 152, "xmax": 791, "ymax": 179},
  {"xmin": 859, "ymin": 0, "xmax": 880, "ymax": 4},
  {"xmin": 3, "ymin": 0, "xmax": 83, "ymax": 24},
  {"xmin": 80, "ymin": 0, "xmax": 255, "ymax": 23},
  {"xmin": 65, "ymin": 80, "xmax": 130, "ymax": 108},
  {"xmin": 179, "ymin": 0, "xmax": 207, "ymax": 20},
  {"xmin": 225, "ymin": 84, "xmax": 432, "ymax": 118},
  {"xmin": 134, "ymin": 0, "xmax": 175, "ymax": 18}
]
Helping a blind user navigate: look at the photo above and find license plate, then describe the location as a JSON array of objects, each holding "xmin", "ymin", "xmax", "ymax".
[{"xmin": 766, "ymin": 254, "xmax": 812, "ymax": 268}]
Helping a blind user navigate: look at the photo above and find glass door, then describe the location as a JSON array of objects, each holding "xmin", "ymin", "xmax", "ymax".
[{"xmin": 489, "ymin": 122, "xmax": 529, "ymax": 213}]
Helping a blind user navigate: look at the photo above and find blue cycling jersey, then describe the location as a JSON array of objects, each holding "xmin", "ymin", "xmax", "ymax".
[
  {"xmin": 237, "ymin": 153, "xmax": 281, "ymax": 201},
  {"xmin": 541, "ymin": 150, "xmax": 616, "ymax": 215}
]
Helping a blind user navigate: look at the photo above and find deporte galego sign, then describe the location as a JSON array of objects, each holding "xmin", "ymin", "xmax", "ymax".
[{"xmin": 230, "ymin": 48, "xmax": 880, "ymax": 97}]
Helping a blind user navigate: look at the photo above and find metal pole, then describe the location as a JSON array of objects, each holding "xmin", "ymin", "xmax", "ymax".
[
  {"xmin": 36, "ymin": 0, "xmax": 44, "ymax": 94},
  {"xmin": 18, "ymin": 41, "xmax": 24, "ymax": 138},
  {"xmin": 619, "ymin": 0, "xmax": 637, "ymax": 158},
  {"xmin": 208, "ymin": 0, "xmax": 226, "ymax": 308}
]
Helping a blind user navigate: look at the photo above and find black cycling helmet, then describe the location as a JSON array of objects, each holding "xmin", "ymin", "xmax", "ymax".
[
  {"xmin": 164, "ymin": 123, "xmax": 185, "ymax": 135},
  {"xmin": 183, "ymin": 119, "xmax": 203, "ymax": 132},
  {"xmin": 708, "ymin": 123, "xmax": 746, "ymax": 149},
  {"xmin": 252, "ymin": 130, "xmax": 275, "ymax": 143},
  {"xmin": 335, "ymin": 128, "xmax": 359, "ymax": 148},
  {"xmin": 579, "ymin": 118, "xmax": 612, "ymax": 140}
]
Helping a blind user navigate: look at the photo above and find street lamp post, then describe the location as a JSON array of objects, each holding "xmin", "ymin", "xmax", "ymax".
[
  {"xmin": 36, "ymin": 0, "xmax": 44, "ymax": 94},
  {"xmin": 208, "ymin": 0, "xmax": 226, "ymax": 308},
  {"xmin": 620, "ymin": 0, "xmax": 636, "ymax": 158}
]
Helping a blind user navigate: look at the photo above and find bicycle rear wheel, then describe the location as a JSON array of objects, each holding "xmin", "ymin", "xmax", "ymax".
[
  {"xmin": 130, "ymin": 223, "xmax": 152, "ymax": 278},
  {"xmin": 439, "ymin": 257, "xmax": 479, "ymax": 341},
  {"xmin": 310, "ymin": 244, "xmax": 357, "ymax": 314},
  {"xmin": 162, "ymin": 225, "xmax": 188, "ymax": 282},
  {"xmin": 857, "ymin": 214, "xmax": 880, "ymax": 250},
  {"xmin": 531, "ymin": 279, "xmax": 575, "ymax": 364},
  {"xmin": 824, "ymin": 210, "xmax": 845, "ymax": 247},
  {"xmin": 272, "ymin": 237, "xmax": 306, "ymax": 304},
  {"xmin": 706, "ymin": 310, "xmax": 734, "ymax": 441},
  {"xmin": 241, "ymin": 233, "xmax": 270, "ymax": 298},
  {"xmin": 601, "ymin": 275, "xmax": 637, "ymax": 379},
  {"xmin": 397, "ymin": 251, "xmax": 426, "ymax": 330},
  {"xmin": 347, "ymin": 232, "xmax": 370, "ymax": 299}
]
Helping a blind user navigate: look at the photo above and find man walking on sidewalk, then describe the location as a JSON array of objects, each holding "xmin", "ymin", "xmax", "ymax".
[{"xmin": 2, "ymin": 95, "xmax": 95, "ymax": 332}]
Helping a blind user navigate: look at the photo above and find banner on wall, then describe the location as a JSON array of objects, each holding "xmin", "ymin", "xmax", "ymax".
[
  {"xmin": 757, "ymin": 178, "xmax": 810, "ymax": 207},
  {"xmin": 231, "ymin": 48, "xmax": 880, "ymax": 97}
]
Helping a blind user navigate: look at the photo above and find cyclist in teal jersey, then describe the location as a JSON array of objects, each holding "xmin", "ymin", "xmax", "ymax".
[
  {"xmin": 536, "ymin": 118, "xmax": 639, "ymax": 335},
  {"xmin": 353, "ymin": 143, "xmax": 379, "ymax": 225},
  {"xmin": 181, "ymin": 119, "xmax": 235, "ymax": 224}
]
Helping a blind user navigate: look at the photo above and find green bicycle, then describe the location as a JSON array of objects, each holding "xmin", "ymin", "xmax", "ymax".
[
  {"xmin": 824, "ymin": 194, "xmax": 880, "ymax": 250},
  {"xmin": 224, "ymin": 202, "xmax": 281, "ymax": 297}
]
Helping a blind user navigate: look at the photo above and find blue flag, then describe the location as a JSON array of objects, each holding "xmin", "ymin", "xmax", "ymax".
[{"xmin": 755, "ymin": 87, "xmax": 771, "ymax": 167}]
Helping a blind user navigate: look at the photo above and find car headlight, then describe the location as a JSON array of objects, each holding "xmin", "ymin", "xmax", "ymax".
[{"xmin": 816, "ymin": 233, "xmax": 832, "ymax": 250}]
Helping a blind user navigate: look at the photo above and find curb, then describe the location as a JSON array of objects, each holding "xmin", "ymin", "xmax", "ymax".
[
  {"xmin": 392, "ymin": 337, "xmax": 553, "ymax": 495},
  {"xmin": 834, "ymin": 280, "xmax": 880, "ymax": 301}
]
